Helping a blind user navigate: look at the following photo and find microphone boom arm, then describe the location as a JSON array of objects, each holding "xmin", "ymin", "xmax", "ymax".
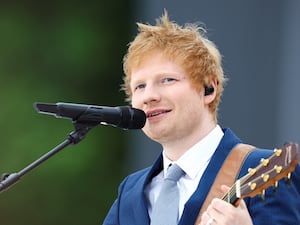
[
  {"xmin": 0, "ymin": 122, "xmax": 91, "ymax": 194},
  {"xmin": 1, "ymin": 101, "xmax": 146, "ymax": 193}
]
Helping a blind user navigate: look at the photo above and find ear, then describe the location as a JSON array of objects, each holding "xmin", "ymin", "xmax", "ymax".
[{"xmin": 204, "ymin": 78, "xmax": 218, "ymax": 104}]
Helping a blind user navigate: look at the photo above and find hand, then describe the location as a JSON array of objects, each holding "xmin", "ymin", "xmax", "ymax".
[{"xmin": 199, "ymin": 185, "xmax": 253, "ymax": 225}]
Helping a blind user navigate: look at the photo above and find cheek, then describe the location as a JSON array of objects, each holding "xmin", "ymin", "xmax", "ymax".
[{"xmin": 131, "ymin": 94, "xmax": 142, "ymax": 109}]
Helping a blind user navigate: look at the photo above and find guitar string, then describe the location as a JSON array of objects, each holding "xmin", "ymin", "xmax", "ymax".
[
  {"xmin": 221, "ymin": 147, "xmax": 296, "ymax": 203},
  {"xmin": 240, "ymin": 167, "xmax": 279, "ymax": 195},
  {"xmin": 222, "ymin": 152, "xmax": 280, "ymax": 202}
]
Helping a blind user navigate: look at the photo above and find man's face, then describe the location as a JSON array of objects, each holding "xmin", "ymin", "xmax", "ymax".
[{"xmin": 130, "ymin": 52, "xmax": 212, "ymax": 145}]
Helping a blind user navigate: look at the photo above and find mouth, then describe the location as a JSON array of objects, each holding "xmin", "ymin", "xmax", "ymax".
[{"xmin": 146, "ymin": 109, "xmax": 171, "ymax": 118}]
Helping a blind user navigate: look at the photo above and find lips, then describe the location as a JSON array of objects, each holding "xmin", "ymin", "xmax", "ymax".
[{"xmin": 146, "ymin": 109, "xmax": 171, "ymax": 118}]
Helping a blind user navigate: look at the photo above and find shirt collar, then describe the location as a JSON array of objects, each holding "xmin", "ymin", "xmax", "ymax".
[{"xmin": 162, "ymin": 125, "xmax": 224, "ymax": 179}]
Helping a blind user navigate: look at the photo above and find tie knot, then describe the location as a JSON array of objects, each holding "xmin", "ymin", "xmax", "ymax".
[{"xmin": 165, "ymin": 164, "xmax": 185, "ymax": 182}]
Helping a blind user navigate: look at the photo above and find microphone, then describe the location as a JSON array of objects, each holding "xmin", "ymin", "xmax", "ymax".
[{"xmin": 34, "ymin": 102, "xmax": 146, "ymax": 129}]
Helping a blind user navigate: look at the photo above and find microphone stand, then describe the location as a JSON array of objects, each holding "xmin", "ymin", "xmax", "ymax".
[{"xmin": 0, "ymin": 123, "xmax": 91, "ymax": 194}]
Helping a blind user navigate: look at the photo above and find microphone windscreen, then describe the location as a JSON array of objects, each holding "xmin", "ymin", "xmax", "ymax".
[{"xmin": 119, "ymin": 106, "xmax": 146, "ymax": 129}]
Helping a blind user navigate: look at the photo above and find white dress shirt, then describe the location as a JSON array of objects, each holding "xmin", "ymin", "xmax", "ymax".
[{"xmin": 145, "ymin": 125, "xmax": 224, "ymax": 220}]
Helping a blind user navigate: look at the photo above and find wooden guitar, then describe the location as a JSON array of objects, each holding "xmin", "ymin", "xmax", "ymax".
[{"xmin": 222, "ymin": 142, "xmax": 299, "ymax": 206}]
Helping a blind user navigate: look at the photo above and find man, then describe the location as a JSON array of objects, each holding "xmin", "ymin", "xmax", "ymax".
[{"xmin": 103, "ymin": 11, "xmax": 300, "ymax": 225}]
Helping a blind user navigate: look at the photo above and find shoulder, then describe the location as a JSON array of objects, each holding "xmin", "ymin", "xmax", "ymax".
[
  {"xmin": 239, "ymin": 148, "xmax": 273, "ymax": 176},
  {"xmin": 118, "ymin": 154, "xmax": 164, "ymax": 193},
  {"xmin": 118, "ymin": 167, "xmax": 152, "ymax": 191}
]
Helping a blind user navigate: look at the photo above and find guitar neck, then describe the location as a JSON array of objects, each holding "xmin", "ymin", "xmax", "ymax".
[
  {"xmin": 221, "ymin": 142, "xmax": 298, "ymax": 206},
  {"xmin": 222, "ymin": 181, "xmax": 241, "ymax": 206}
]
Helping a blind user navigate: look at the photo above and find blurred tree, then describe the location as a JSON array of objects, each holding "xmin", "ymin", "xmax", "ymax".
[{"xmin": 0, "ymin": 1, "xmax": 134, "ymax": 224}]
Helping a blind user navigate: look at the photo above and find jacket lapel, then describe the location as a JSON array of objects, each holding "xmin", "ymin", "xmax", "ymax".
[
  {"xmin": 179, "ymin": 128, "xmax": 241, "ymax": 224},
  {"xmin": 131, "ymin": 154, "xmax": 164, "ymax": 225}
]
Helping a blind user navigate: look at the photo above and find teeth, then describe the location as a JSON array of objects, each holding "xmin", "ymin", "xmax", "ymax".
[
  {"xmin": 149, "ymin": 112, "xmax": 162, "ymax": 117},
  {"xmin": 147, "ymin": 110, "xmax": 170, "ymax": 118},
  {"xmin": 149, "ymin": 111, "xmax": 164, "ymax": 117}
]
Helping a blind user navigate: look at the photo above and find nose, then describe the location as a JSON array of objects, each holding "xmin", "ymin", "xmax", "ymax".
[{"xmin": 142, "ymin": 84, "xmax": 161, "ymax": 105}]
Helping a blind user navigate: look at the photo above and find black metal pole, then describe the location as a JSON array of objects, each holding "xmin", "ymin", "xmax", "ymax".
[{"xmin": 0, "ymin": 125, "xmax": 90, "ymax": 194}]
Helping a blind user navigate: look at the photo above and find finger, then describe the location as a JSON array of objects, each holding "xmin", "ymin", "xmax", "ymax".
[
  {"xmin": 221, "ymin": 185, "xmax": 244, "ymax": 207},
  {"xmin": 221, "ymin": 184, "xmax": 231, "ymax": 193},
  {"xmin": 200, "ymin": 211, "xmax": 213, "ymax": 225},
  {"xmin": 237, "ymin": 199, "xmax": 248, "ymax": 210},
  {"xmin": 207, "ymin": 198, "xmax": 236, "ymax": 223}
]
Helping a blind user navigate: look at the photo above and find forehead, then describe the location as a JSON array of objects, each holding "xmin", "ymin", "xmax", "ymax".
[
  {"xmin": 130, "ymin": 53, "xmax": 185, "ymax": 81},
  {"xmin": 129, "ymin": 48, "xmax": 184, "ymax": 71}
]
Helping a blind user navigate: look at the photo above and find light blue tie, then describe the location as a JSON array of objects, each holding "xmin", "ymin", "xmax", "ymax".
[{"xmin": 150, "ymin": 164, "xmax": 185, "ymax": 225}]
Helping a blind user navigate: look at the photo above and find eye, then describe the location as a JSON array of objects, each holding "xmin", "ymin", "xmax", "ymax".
[
  {"xmin": 161, "ymin": 77, "xmax": 177, "ymax": 84},
  {"xmin": 134, "ymin": 83, "xmax": 146, "ymax": 91}
]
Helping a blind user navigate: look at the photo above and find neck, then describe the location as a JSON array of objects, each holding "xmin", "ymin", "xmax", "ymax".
[{"xmin": 162, "ymin": 123, "xmax": 217, "ymax": 161}]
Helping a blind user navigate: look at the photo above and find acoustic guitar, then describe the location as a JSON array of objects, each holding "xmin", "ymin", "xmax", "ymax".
[{"xmin": 222, "ymin": 142, "xmax": 299, "ymax": 206}]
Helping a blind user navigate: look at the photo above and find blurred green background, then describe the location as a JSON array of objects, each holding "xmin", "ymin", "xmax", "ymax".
[
  {"xmin": 0, "ymin": 1, "xmax": 135, "ymax": 224},
  {"xmin": 2, "ymin": 1, "xmax": 300, "ymax": 225}
]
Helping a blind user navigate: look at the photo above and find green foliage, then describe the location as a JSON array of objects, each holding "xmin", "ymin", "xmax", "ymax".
[{"xmin": 0, "ymin": 1, "xmax": 134, "ymax": 224}]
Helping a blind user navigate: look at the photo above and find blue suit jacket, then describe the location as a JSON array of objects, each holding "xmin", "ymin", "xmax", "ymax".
[{"xmin": 103, "ymin": 128, "xmax": 300, "ymax": 225}]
